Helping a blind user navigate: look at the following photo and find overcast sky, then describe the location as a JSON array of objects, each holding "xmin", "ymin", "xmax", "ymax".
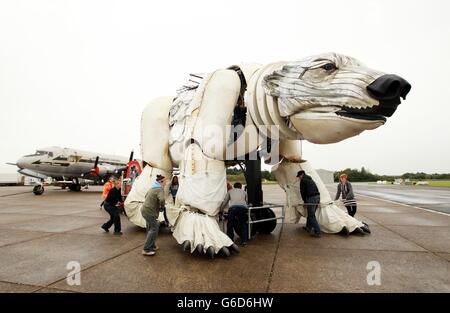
[{"xmin": 1, "ymin": 0, "xmax": 449, "ymax": 175}]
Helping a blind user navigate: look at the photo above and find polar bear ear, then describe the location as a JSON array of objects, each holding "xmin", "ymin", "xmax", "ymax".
[
  {"xmin": 262, "ymin": 72, "xmax": 282, "ymax": 97},
  {"xmin": 262, "ymin": 56, "xmax": 342, "ymax": 98},
  {"xmin": 262, "ymin": 65, "xmax": 307, "ymax": 98}
]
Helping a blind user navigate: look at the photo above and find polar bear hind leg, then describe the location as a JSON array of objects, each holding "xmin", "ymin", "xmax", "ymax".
[{"xmin": 124, "ymin": 96, "xmax": 174, "ymax": 227}]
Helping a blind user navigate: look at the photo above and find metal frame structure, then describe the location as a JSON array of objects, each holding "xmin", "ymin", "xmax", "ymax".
[
  {"xmin": 243, "ymin": 157, "xmax": 285, "ymax": 238},
  {"xmin": 247, "ymin": 203, "xmax": 285, "ymax": 239}
]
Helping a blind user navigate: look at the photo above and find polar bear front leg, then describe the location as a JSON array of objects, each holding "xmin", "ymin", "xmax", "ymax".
[
  {"xmin": 272, "ymin": 158, "xmax": 305, "ymax": 223},
  {"xmin": 170, "ymin": 69, "xmax": 242, "ymax": 258},
  {"xmin": 173, "ymin": 144, "xmax": 239, "ymax": 258},
  {"xmin": 272, "ymin": 158, "xmax": 368, "ymax": 234},
  {"xmin": 271, "ymin": 140, "xmax": 305, "ymax": 223},
  {"xmin": 299, "ymin": 161, "xmax": 368, "ymax": 233}
]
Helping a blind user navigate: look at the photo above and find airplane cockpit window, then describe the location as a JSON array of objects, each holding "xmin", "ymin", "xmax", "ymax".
[{"xmin": 24, "ymin": 150, "xmax": 52, "ymax": 157}]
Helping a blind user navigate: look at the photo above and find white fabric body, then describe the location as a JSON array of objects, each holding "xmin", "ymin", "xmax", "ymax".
[{"xmin": 126, "ymin": 56, "xmax": 383, "ymax": 255}]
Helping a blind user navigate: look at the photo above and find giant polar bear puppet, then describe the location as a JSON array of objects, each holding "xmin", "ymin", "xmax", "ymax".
[{"xmin": 125, "ymin": 53, "xmax": 411, "ymax": 258}]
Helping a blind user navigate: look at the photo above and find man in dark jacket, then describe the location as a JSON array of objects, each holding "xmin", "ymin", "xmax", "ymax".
[
  {"xmin": 297, "ymin": 170, "xmax": 321, "ymax": 237},
  {"xmin": 101, "ymin": 179, "xmax": 123, "ymax": 235}
]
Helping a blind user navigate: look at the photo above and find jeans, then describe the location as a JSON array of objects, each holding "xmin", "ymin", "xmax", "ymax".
[
  {"xmin": 142, "ymin": 211, "xmax": 159, "ymax": 252},
  {"xmin": 227, "ymin": 205, "xmax": 248, "ymax": 243},
  {"xmin": 306, "ymin": 195, "xmax": 321, "ymax": 235},
  {"xmin": 345, "ymin": 205, "xmax": 357, "ymax": 217},
  {"xmin": 103, "ymin": 203, "xmax": 121, "ymax": 232}
]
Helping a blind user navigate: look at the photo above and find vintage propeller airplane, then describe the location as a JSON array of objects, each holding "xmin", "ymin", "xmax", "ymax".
[{"xmin": 7, "ymin": 146, "xmax": 135, "ymax": 195}]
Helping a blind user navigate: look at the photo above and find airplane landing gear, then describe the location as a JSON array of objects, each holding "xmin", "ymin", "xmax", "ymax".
[
  {"xmin": 33, "ymin": 184, "xmax": 44, "ymax": 195},
  {"xmin": 69, "ymin": 184, "xmax": 81, "ymax": 192},
  {"xmin": 68, "ymin": 178, "xmax": 82, "ymax": 192}
]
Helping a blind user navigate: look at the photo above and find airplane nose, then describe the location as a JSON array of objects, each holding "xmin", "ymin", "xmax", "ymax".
[
  {"xmin": 367, "ymin": 74, "xmax": 411, "ymax": 101},
  {"xmin": 16, "ymin": 158, "xmax": 26, "ymax": 169}
]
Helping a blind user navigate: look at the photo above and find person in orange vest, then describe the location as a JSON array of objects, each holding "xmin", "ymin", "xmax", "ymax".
[
  {"xmin": 100, "ymin": 176, "xmax": 116, "ymax": 209},
  {"xmin": 101, "ymin": 179, "xmax": 123, "ymax": 235}
]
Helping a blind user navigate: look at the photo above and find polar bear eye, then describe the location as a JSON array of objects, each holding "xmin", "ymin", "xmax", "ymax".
[{"xmin": 321, "ymin": 63, "xmax": 337, "ymax": 71}]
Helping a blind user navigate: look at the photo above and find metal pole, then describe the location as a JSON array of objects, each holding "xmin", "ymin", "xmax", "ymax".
[
  {"xmin": 245, "ymin": 155, "xmax": 262, "ymax": 240},
  {"xmin": 245, "ymin": 158, "xmax": 262, "ymax": 207},
  {"xmin": 248, "ymin": 205, "xmax": 251, "ymax": 240}
]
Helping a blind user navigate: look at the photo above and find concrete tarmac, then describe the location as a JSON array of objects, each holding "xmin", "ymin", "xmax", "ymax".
[
  {"xmin": 352, "ymin": 183, "xmax": 450, "ymax": 214},
  {"xmin": 0, "ymin": 184, "xmax": 449, "ymax": 292}
]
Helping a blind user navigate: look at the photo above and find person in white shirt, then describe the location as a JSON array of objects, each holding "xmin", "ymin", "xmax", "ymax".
[{"xmin": 221, "ymin": 182, "xmax": 249, "ymax": 246}]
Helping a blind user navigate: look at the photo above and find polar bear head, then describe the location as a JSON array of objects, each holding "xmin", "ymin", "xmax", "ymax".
[{"xmin": 263, "ymin": 53, "xmax": 411, "ymax": 144}]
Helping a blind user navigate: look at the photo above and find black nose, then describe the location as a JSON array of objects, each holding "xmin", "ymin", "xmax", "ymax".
[{"xmin": 367, "ymin": 74, "xmax": 411, "ymax": 101}]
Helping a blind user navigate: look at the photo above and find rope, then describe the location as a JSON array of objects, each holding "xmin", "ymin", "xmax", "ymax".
[{"xmin": 283, "ymin": 183, "xmax": 357, "ymax": 206}]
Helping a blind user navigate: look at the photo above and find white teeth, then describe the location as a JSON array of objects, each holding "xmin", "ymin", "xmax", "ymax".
[{"xmin": 343, "ymin": 103, "xmax": 377, "ymax": 109}]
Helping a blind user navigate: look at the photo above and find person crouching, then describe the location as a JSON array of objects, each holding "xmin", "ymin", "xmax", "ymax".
[
  {"xmin": 335, "ymin": 173, "xmax": 357, "ymax": 217},
  {"xmin": 141, "ymin": 175, "xmax": 166, "ymax": 256},
  {"xmin": 221, "ymin": 182, "xmax": 249, "ymax": 246},
  {"xmin": 101, "ymin": 180, "xmax": 123, "ymax": 235}
]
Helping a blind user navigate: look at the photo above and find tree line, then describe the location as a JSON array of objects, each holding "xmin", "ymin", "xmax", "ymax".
[
  {"xmin": 226, "ymin": 168, "xmax": 276, "ymax": 181},
  {"xmin": 227, "ymin": 167, "xmax": 450, "ymax": 183},
  {"xmin": 333, "ymin": 167, "xmax": 450, "ymax": 182}
]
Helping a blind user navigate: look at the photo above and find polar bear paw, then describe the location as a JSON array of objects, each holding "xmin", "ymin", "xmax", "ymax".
[{"xmin": 172, "ymin": 210, "xmax": 240, "ymax": 258}]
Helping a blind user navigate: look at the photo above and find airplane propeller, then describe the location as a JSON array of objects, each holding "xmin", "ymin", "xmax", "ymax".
[
  {"xmin": 115, "ymin": 150, "xmax": 135, "ymax": 175},
  {"xmin": 90, "ymin": 156, "xmax": 100, "ymax": 176},
  {"xmin": 80, "ymin": 156, "xmax": 100, "ymax": 178}
]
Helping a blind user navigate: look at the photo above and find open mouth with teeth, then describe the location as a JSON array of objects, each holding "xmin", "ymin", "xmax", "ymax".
[
  {"xmin": 294, "ymin": 99, "xmax": 401, "ymax": 123},
  {"xmin": 335, "ymin": 99, "xmax": 402, "ymax": 122}
]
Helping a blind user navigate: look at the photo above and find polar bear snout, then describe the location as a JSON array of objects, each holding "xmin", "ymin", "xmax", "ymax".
[
  {"xmin": 367, "ymin": 74, "xmax": 411, "ymax": 114},
  {"xmin": 367, "ymin": 74, "xmax": 411, "ymax": 101},
  {"xmin": 333, "ymin": 73, "xmax": 411, "ymax": 122}
]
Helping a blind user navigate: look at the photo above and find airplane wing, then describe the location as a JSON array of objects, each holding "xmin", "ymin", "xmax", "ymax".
[{"xmin": 81, "ymin": 154, "xmax": 131, "ymax": 180}]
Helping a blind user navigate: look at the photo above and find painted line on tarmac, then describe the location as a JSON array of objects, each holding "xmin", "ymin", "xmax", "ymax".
[
  {"xmin": 0, "ymin": 191, "xmax": 32, "ymax": 197},
  {"xmin": 356, "ymin": 193, "xmax": 450, "ymax": 217},
  {"xmin": 265, "ymin": 223, "xmax": 284, "ymax": 292}
]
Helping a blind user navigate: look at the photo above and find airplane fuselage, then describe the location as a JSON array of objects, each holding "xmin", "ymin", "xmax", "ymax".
[{"xmin": 16, "ymin": 147, "xmax": 129, "ymax": 180}]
